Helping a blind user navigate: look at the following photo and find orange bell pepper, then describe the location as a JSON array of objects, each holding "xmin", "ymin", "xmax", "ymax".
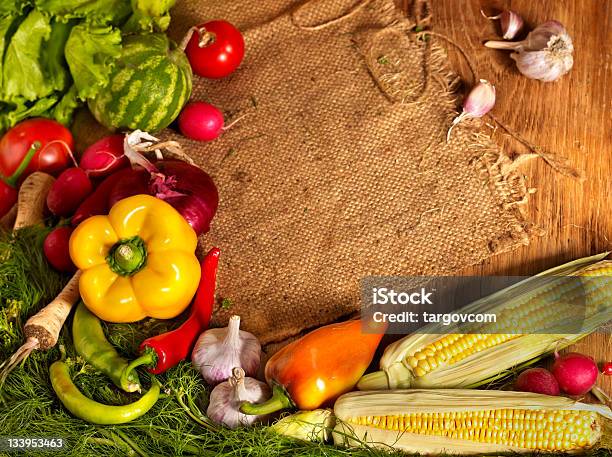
[{"xmin": 240, "ymin": 319, "xmax": 386, "ymax": 414}]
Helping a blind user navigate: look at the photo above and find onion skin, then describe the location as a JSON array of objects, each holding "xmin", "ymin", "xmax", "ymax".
[
  {"xmin": 551, "ymin": 352, "xmax": 598, "ymax": 396},
  {"xmin": 108, "ymin": 160, "xmax": 218, "ymax": 235}
]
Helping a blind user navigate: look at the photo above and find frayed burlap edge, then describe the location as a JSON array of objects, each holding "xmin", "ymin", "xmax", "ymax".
[{"xmin": 260, "ymin": 10, "xmax": 533, "ymax": 352}]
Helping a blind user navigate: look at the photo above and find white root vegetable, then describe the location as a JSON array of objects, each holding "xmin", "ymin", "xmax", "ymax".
[
  {"xmin": 0, "ymin": 170, "xmax": 78, "ymax": 384},
  {"xmin": 0, "ymin": 271, "xmax": 81, "ymax": 383},
  {"xmin": 13, "ymin": 172, "xmax": 55, "ymax": 230}
]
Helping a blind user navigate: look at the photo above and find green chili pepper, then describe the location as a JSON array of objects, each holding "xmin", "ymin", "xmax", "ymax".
[
  {"xmin": 72, "ymin": 302, "xmax": 140, "ymax": 392},
  {"xmin": 50, "ymin": 360, "xmax": 160, "ymax": 425}
]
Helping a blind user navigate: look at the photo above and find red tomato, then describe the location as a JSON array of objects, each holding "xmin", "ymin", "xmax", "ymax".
[
  {"xmin": 604, "ymin": 362, "xmax": 612, "ymax": 376},
  {"xmin": 185, "ymin": 20, "xmax": 245, "ymax": 79},
  {"xmin": 0, "ymin": 118, "xmax": 73, "ymax": 178}
]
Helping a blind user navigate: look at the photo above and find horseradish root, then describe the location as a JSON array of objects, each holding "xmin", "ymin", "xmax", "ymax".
[
  {"xmin": 0, "ymin": 272, "xmax": 81, "ymax": 384},
  {"xmin": 13, "ymin": 172, "xmax": 55, "ymax": 230}
]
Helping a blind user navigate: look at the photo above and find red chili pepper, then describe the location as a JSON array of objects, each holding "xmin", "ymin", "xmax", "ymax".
[
  {"xmin": 121, "ymin": 247, "xmax": 220, "ymax": 381},
  {"xmin": 0, "ymin": 142, "xmax": 41, "ymax": 219},
  {"xmin": 603, "ymin": 362, "xmax": 612, "ymax": 376},
  {"xmin": 71, "ymin": 167, "xmax": 134, "ymax": 226}
]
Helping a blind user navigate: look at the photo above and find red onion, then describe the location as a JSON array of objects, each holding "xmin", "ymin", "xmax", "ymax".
[{"xmin": 108, "ymin": 160, "xmax": 218, "ymax": 235}]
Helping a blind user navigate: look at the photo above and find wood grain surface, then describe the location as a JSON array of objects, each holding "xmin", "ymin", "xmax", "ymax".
[{"xmin": 407, "ymin": 0, "xmax": 611, "ymax": 397}]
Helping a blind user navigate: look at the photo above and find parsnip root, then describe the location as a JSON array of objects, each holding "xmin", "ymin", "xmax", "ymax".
[
  {"xmin": 13, "ymin": 172, "xmax": 55, "ymax": 230},
  {"xmin": 0, "ymin": 271, "xmax": 81, "ymax": 384}
]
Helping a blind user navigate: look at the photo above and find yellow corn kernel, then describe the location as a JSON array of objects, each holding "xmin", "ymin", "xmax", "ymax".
[{"xmin": 346, "ymin": 407, "xmax": 600, "ymax": 452}]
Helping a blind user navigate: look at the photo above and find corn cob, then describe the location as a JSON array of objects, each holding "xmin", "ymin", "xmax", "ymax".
[
  {"xmin": 358, "ymin": 253, "xmax": 612, "ymax": 390},
  {"xmin": 333, "ymin": 389, "xmax": 612, "ymax": 454}
]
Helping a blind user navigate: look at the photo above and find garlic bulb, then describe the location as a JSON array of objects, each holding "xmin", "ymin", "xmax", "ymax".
[
  {"xmin": 485, "ymin": 21, "xmax": 574, "ymax": 82},
  {"xmin": 446, "ymin": 79, "xmax": 496, "ymax": 142},
  {"xmin": 482, "ymin": 9, "xmax": 524, "ymax": 40},
  {"xmin": 207, "ymin": 367, "xmax": 271, "ymax": 429},
  {"xmin": 192, "ymin": 315, "xmax": 261, "ymax": 385}
]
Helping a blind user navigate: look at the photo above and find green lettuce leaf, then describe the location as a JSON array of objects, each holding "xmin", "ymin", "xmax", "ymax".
[
  {"xmin": 122, "ymin": 0, "xmax": 175, "ymax": 33},
  {"xmin": 34, "ymin": 0, "xmax": 131, "ymax": 26},
  {"xmin": 0, "ymin": 14, "xmax": 23, "ymax": 90},
  {"xmin": 0, "ymin": 96, "xmax": 58, "ymax": 132},
  {"xmin": 2, "ymin": 10, "xmax": 52, "ymax": 101},
  {"xmin": 0, "ymin": 0, "xmax": 30, "ymax": 17},
  {"xmin": 50, "ymin": 84, "xmax": 81, "ymax": 125},
  {"xmin": 64, "ymin": 23, "xmax": 121, "ymax": 100},
  {"xmin": 40, "ymin": 19, "xmax": 74, "ymax": 94}
]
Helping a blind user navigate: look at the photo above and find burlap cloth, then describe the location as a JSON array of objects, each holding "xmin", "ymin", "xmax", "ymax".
[{"xmin": 160, "ymin": 0, "xmax": 532, "ymax": 347}]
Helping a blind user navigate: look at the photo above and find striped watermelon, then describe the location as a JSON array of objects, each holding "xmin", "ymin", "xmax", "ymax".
[{"xmin": 88, "ymin": 33, "xmax": 192, "ymax": 133}]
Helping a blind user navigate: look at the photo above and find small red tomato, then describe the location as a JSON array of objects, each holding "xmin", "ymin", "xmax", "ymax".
[
  {"xmin": 603, "ymin": 362, "xmax": 612, "ymax": 376},
  {"xmin": 179, "ymin": 102, "xmax": 225, "ymax": 142},
  {"xmin": 44, "ymin": 226, "xmax": 77, "ymax": 273},
  {"xmin": 185, "ymin": 20, "xmax": 245, "ymax": 79},
  {"xmin": 0, "ymin": 118, "xmax": 73, "ymax": 178}
]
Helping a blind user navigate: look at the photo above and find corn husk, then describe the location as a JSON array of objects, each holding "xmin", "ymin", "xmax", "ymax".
[
  {"xmin": 359, "ymin": 253, "xmax": 612, "ymax": 390},
  {"xmin": 270, "ymin": 409, "xmax": 334, "ymax": 442},
  {"xmin": 333, "ymin": 389, "xmax": 612, "ymax": 455}
]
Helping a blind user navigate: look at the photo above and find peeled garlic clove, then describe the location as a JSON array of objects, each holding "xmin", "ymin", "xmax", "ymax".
[
  {"xmin": 446, "ymin": 79, "xmax": 496, "ymax": 142},
  {"xmin": 482, "ymin": 9, "xmax": 524, "ymax": 40}
]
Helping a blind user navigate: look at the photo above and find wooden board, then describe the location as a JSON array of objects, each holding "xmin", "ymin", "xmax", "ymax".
[{"xmin": 407, "ymin": 0, "xmax": 611, "ymax": 397}]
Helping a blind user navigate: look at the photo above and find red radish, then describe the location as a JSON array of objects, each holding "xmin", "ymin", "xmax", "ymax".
[
  {"xmin": 79, "ymin": 134, "xmax": 128, "ymax": 178},
  {"xmin": 551, "ymin": 352, "xmax": 598, "ymax": 395},
  {"xmin": 603, "ymin": 362, "xmax": 612, "ymax": 376},
  {"xmin": 179, "ymin": 102, "xmax": 225, "ymax": 142},
  {"xmin": 44, "ymin": 226, "xmax": 76, "ymax": 272},
  {"xmin": 47, "ymin": 168, "xmax": 93, "ymax": 217},
  {"xmin": 515, "ymin": 367, "xmax": 560, "ymax": 396},
  {"xmin": 0, "ymin": 181, "xmax": 17, "ymax": 219}
]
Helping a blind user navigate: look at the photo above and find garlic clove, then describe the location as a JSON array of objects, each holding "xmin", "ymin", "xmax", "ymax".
[
  {"xmin": 482, "ymin": 9, "xmax": 524, "ymax": 40},
  {"xmin": 446, "ymin": 79, "xmax": 496, "ymax": 142},
  {"xmin": 500, "ymin": 10, "xmax": 524, "ymax": 40}
]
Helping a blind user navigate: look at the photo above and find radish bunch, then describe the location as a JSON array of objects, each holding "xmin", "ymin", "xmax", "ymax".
[
  {"xmin": 43, "ymin": 136, "xmax": 126, "ymax": 272},
  {"xmin": 514, "ymin": 351, "xmax": 600, "ymax": 397}
]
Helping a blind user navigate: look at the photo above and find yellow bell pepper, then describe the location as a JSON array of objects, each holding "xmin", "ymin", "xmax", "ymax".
[{"xmin": 69, "ymin": 194, "xmax": 201, "ymax": 323}]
